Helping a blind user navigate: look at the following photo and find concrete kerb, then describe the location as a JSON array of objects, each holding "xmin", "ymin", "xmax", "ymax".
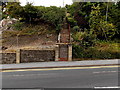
[{"xmin": 1, "ymin": 64, "xmax": 120, "ymax": 71}]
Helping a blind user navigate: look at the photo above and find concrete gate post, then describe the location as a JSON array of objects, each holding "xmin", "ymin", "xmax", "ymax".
[
  {"xmin": 68, "ymin": 44, "xmax": 72, "ymax": 61},
  {"xmin": 16, "ymin": 49, "xmax": 20, "ymax": 64},
  {"xmin": 55, "ymin": 45, "xmax": 59, "ymax": 61}
]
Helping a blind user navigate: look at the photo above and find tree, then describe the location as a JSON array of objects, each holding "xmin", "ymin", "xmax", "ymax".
[
  {"xmin": 5, "ymin": 2, "xmax": 24, "ymax": 19},
  {"xmin": 66, "ymin": 2, "xmax": 96, "ymax": 30},
  {"xmin": 37, "ymin": 6, "xmax": 66, "ymax": 32},
  {"xmin": 4, "ymin": 2, "xmax": 41, "ymax": 23},
  {"xmin": 89, "ymin": 4, "xmax": 116, "ymax": 40},
  {"xmin": 0, "ymin": 2, "xmax": 2, "ymax": 20},
  {"xmin": 23, "ymin": 2, "xmax": 40, "ymax": 23},
  {"xmin": 108, "ymin": 1, "xmax": 120, "ymax": 38}
]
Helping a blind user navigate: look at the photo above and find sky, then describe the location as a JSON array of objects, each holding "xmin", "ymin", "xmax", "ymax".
[{"xmin": 19, "ymin": 0, "xmax": 73, "ymax": 7}]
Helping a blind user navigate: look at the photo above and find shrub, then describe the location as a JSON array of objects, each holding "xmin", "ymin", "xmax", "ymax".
[
  {"xmin": 72, "ymin": 31, "xmax": 96, "ymax": 48},
  {"xmin": 73, "ymin": 26, "xmax": 80, "ymax": 32},
  {"xmin": 11, "ymin": 22, "xmax": 24, "ymax": 31},
  {"xmin": 85, "ymin": 47, "xmax": 112, "ymax": 59},
  {"xmin": 37, "ymin": 6, "xmax": 66, "ymax": 32},
  {"xmin": 72, "ymin": 45, "xmax": 120, "ymax": 59},
  {"xmin": 67, "ymin": 17, "xmax": 77, "ymax": 27},
  {"xmin": 72, "ymin": 44, "xmax": 85, "ymax": 58}
]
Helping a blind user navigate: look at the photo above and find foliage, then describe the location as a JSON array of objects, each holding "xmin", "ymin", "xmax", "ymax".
[
  {"xmin": 23, "ymin": 3, "xmax": 41, "ymax": 23},
  {"xmin": 72, "ymin": 26, "xmax": 80, "ymax": 31},
  {"xmin": 72, "ymin": 43, "xmax": 120, "ymax": 59},
  {"xmin": 0, "ymin": 6, "xmax": 2, "ymax": 20},
  {"xmin": 67, "ymin": 2, "xmax": 119, "ymax": 40},
  {"xmin": 5, "ymin": 2, "xmax": 41, "ymax": 23},
  {"xmin": 67, "ymin": 17, "xmax": 77, "ymax": 27},
  {"xmin": 37, "ymin": 6, "xmax": 66, "ymax": 31},
  {"xmin": 4, "ymin": 2, "xmax": 119, "ymax": 38},
  {"xmin": 72, "ymin": 31, "xmax": 96, "ymax": 48},
  {"xmin": 37, "ymin": 6, "xmax": 65, "ymax": 32},
  {"xmin": 66, "ymin": 2, "xmax": 93, "ymax": 30},
  {"xmin": 5, "ymin": 2, "xmax": 24, "ymax": 19},
  {"xmin": 11, "ymin": 21, "xmax": 25, "ymax": 31},
  {"xmin": 72, "ymin": 44, "xmax": 85, "ymax": 58},
  {"xmin": 89, "ymin": 4, "xmax": 116, "ymax": 40},
  {"xmin": 73, "ymin": 39, "xmax": 120, "ymax": 59},
  {"xmin": 108, "ymin": 1, "xmax": 120, "ymax": 38}
]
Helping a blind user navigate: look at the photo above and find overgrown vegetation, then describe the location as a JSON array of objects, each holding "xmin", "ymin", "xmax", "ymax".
[
  {"xmin": 3, "ymin": 2, "xmax": 66, "ymax": 33},
  {"xmin": 1, "ymin": 1, "xmax": 120, "ymax": 59},
  {"xmin": 73, "ymin": 42, "xmax": 120, "ymax": 60},
  {"xmin": 66, "ymin": 2, "xmax": 120, "ymax": 59}
]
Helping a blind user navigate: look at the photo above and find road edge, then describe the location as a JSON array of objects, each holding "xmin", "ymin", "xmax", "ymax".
[{"xmin": 1, "ymin": 64, "xmax": 120, "ymax": 71}]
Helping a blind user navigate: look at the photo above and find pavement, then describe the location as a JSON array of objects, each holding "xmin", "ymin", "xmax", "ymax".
[{"xmin": 0, "ymin": 59, "xmax": 120, "ymax": 70}]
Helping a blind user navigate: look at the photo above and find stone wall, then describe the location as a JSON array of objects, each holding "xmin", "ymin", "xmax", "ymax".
[
  {"xmin": 20, "ymin": 50, "xmax": 55, "ymax": 63},
  {"xmin": 1, "ymin": 53, "xmax": 16, "ymax": 64},
  {"xmin": 0, "ymin": 44, "xmax": 72, "ymax": 64}
]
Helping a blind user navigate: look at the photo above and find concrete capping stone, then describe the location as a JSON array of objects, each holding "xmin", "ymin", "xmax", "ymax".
[{"xmin": 21, "ymin": 45, "xmax": 57, "ymax": 50}]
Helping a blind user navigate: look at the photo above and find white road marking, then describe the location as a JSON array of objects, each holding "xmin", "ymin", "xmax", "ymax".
[
  {"xmin": 94, "ymin": 86, "xmax": 120, "ymax": 89},
  {"xmin": 4, "ymin": 74, "xmax": 49, "ymax": 77},
  {"xmin": 93, "ymin": 71, "xmax": 118, "ymax": 73}
]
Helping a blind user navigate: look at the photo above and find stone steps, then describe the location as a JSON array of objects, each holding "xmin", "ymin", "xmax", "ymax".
[{"xmin": 60, "ymin": 29, "xmax": 70, "ymax": 43}]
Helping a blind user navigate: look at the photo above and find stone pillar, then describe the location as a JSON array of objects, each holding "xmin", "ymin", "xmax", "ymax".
[
  {"xmin": 68, "ymin": 45, "xmax": 72, "ymax": 61},
  {"xmin": 55, "ymin": 45, "xmax": 59, "ymax": 61},
  {"xmin": 16, "ymin": 49, "xmax": 20, "ymax": 64}
]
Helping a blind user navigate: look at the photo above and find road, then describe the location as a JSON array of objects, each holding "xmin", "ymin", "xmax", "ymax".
[{"xmin": 2, "ymin": 65, "xmax": 119, "ymax": 89}]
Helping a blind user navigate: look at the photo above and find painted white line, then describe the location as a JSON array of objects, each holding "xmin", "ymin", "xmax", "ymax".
[
  {"xmin": 93, "ymin": 71, "xmax": 118, "ymax": 74},
  {"xmin": 4, "ymin": 74, "xmax": 50, "ymax": 78},
  {"xmin": 94, "ymin": 86, "xmax": 120, "ymax": 89}
]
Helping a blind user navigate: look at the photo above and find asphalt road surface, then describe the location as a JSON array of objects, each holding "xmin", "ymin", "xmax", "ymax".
[{"xmin": 2, "ymin": 66, "xmax": 119, "ymax": 89}]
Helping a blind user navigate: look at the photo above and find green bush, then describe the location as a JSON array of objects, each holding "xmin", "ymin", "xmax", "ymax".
[
  {"xmin": 85, "ymin": 48, "xmax": 112, "ymax": 59},
  {"xmin": 72, "ymin": 45, "xmax": 120, "ymax": 59},
  {"xmin": 37, "ymin": 6, "xmax": 65, "ymax": 32},
  {"xmin": 72, "ymin": 44, "xmax": 85, "ymax": 58},
  {"xmin": 73, "ymin": 26, "xmax": 80, "ymax": 31},
  {"xmin": 11, "ymin": 22, "xmax": 24, "ymax": 31},
  {"xmin": 67, "ymin": 17, "xmax": 77, "ymax": 27},
  {"xmin": 72, "ymin": 31, "xmax": 96, "ymax": 48}
]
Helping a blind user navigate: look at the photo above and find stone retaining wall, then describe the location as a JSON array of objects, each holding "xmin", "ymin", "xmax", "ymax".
[
  {"xmin": 20, "ymin": 50, "xmax": 55, "ymax": 63},
  {"xmin": 1, "ymin": 49, "xmax": 56, "ymax": 64},
  {"xmin": 0, "ymin": 44, "xmax": 72, "ymax": 64},
  {"xmin": 1, "ymin": 53, "xmax": 16, "ymax": 64}
]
